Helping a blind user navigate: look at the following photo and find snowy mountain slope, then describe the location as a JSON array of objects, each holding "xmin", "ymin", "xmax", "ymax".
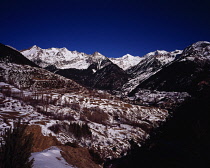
[
  {"xmin": 21, "ymin": 45, "xmax": 110, "ymax": 70},
  {"xmin": 110, "ymin": 54, "xmax": 142, "ymax": 70},
  {"xmin": 130, "ymin": 41, "xmax": 210, "ymax": 95},
  {"xmin": 121, "ymin": 49, "xmax": 182, "ymax": 95},
  {"xmin": 181, "ymin": 41, "xmax": 210, "ymax": 61},
  {"xmin": 127, "ymin": 49, "xmax": 182, "ymax": 77}
]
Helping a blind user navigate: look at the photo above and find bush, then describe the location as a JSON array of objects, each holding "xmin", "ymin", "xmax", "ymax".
[
  {"xmin": 83, "ymin": 107, "xmax": 109, "ymax": 124},
  {"xmin": 89, "ymin": 149, "xmax": 104, "ymax": 164},
  {"xmin": 0, "ymin": 120, "xmax": 34, "ymax": 168},
  {"xmin": 49, "ymin": 122, "xmax": 92, "ymax": 139},
  {"xmin": 65, "ymin": 141, "xmax": 79, "ymax": 148}
]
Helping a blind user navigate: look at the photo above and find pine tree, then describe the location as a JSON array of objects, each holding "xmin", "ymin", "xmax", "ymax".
[{"xmin": 0, "ymin": 120, "xmax": 34, "ymax": 168}]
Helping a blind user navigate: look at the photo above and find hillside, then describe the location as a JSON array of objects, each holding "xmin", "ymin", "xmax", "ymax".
[
  {"xmin": 129, "ymin": 41, "xmax": 210, "ymax": 96},
  {"xmin": 0, "ymin": 43, "xmax": 38, "ymax": 67}
]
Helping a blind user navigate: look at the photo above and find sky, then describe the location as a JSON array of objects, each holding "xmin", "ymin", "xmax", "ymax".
[{"xmin": 0, "ymin": 0, "xmax": 210, "ymax": 58}]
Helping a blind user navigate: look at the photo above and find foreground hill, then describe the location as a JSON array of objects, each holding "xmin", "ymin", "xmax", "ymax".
[{"xmin": 0, "ymin": 43, "xmax": 38, "ymax": 67}]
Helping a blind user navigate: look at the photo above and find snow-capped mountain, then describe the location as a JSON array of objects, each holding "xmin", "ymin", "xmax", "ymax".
[
  {"xmin": 22, "ymin": 46, "xmax": 142, "ymax": 71},
  {"xmin": 129, "ymin": 41, "xmax": 210, "ymax": 96},
  {"xmin": 181, "ymin": 41, "xmax": 210, "ymax": 61},
  {"xmin": 21, "ymin": 45, "xmax": 109, "ymax": 70},
  {"xmin": 121, "ymin": 49, "xmax": 182, "ymax": 95},
  {"xmin": 21, "ymin": 45, "xmax": 183, "ymax": 94},
  {"xmin": 127, "ymin": 49, "xmax": 182, "ymax": 77},
  {"xmin": 21, "ymin": 45, "xmax": 131, "ymax": 91},
  {"xmin": 110, "ymin": 54, "xmax": 142, "ymax": 70}
]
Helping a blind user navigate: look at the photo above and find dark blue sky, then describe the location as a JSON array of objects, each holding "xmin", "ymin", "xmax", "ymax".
[{"xmin": 1, "ymin": 0, "xmax": 210, "ymax": 57}]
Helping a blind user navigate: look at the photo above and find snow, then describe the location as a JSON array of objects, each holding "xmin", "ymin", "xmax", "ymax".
[
  {"xmin": 110, "ymin": 54, "xmax": 142, "ymax": 70},
  {"xmin": 31, "ymin": 146, "xmax": 75, "ymax": 168},
  {"xmin": 21, "ymin": 46, "xmax": 108, "ymax": 70},
  {"xmin": 0, "ymin": 82, "xmax": 10, "ymax": 86},
  {"xmin": 120, "ymin": 49, "xmax": 183, "ymax": 96},
  {"xmin": 181, "ymin": 41, "xmax": 210, "ymax": 61},
  {"xmin": 191, "ymin": 41, "xmax": 210, "ymax": 48},
  {"xmin": 22, "ymin": 45, "xmax": 143, "ymax": 70}
]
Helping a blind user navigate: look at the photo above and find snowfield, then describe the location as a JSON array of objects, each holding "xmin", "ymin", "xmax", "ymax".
[
  {"xmin": 110, "ymin": 54, "xmax": 142, "ymax": 70},
  {"xmin": 31, "ymin": 146, "xmax": 76, "ymax": 168}
]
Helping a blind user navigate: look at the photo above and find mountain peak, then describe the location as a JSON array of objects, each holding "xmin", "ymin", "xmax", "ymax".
[
  {"xmin": 92, "ymin": 51, "xmax": 102, "ymax": 56},
  {"xmin": 146, "ymin": 50, "xmax": 168, "ymax": 57},
  {"xmin": 181, "ymin": 41, "xmax": 210, "ymax": 60},
  {"xmin": 32, "ymin": 45, "xmax": 39, "ymax": 48},
  {"xmin": 20, "ymin": 45, "xmax": 41, "ymax": 53},
  {"xmin": 122, "ymin": 54, "xmax": 134, "ymax": 58},
  {"xmin": 110, "ymin": 54, "xmax": 142, "ymax": 70},
  {"xmin": 191, "ymin": 41, "xmax": 210, "ymax": 48},
  {"xmin": 184, "ymin": 41, "xmax": 210, "ymax": 52},
  {"xmin": 154, "ymin": 50, "xmax": 168, "ymax": 55},
  {"xmin": 29, "ymin": 45, "xmax": 41, "ymax": 50}
]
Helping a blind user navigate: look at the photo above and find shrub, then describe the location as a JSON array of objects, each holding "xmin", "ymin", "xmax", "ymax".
[
  {"xmin": 69, "ymin": 102, "xmax": 80, "ymax": 111},
  {"xmin": 89, "ymin": 149, "xmax": 104, "ymax": 164},
  {"xmin": 83, "ymin": 107, "xmax": 109, "ymax": 124},
  {"xmin": 49, "ymin": 122, "xmax": 92, "ymax": 139},
  {"xmin": 0, "ymin": 120, "xmax": 34, "ymax": 168},
  {"xmin": 65, "ymin": 141, "xmax": 79, "ymax": 148}
]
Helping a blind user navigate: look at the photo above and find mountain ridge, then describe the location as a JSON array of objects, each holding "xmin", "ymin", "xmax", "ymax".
[{"xmin": 21, "ymin": 45, "xmax": 183, "ymax": 71}]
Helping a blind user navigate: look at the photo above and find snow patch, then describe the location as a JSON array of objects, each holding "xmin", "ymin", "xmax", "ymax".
[{"xmin": 31, "ymin": 146, "xmax": 76, "ymax": 168}]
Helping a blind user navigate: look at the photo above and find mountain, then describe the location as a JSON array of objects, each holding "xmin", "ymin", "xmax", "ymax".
[
  {"xmin": 55, "ymin": 63, "xmax": 129, "ymax": 91},
  {"xmin": 21, "ymin": 45, "xmax": 183, "ymax": 93},
  {"xmin": 128, "ymin": 49, "xmax": 182, "ymax": 75},
  {"xmin": 21, "ymin": 45, "xmax": 110, "ymax": 70},
  {"xmin": 21, "ymin": 45, "xmax": 130, "ymax": 91},
  {"xmin": 22, "ymin": 46, "xmax": 142, "ymax": 71},
  {"xmin": 110, "ymin": 54, "xmax": 142, "ymax": 70},
  {"xmin": 129, "ymin": 41, "xmax": 210, "ymax": 96},
  {"xmin": 121, "ymin": 49, "xmax": 182, "ymax": 95}
]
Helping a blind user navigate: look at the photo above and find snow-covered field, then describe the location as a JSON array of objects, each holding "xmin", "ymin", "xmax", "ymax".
[{"xmin": 31, "ymin": 146, "xmax": 76, "ymax": 168}]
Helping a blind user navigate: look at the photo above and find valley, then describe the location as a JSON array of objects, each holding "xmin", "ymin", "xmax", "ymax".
[{"xmin": 1, "ymin": 41, "xmax": 210, "ymax": 167}]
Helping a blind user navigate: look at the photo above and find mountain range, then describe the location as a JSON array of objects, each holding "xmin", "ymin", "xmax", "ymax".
[
  {"xmin": 20, "ymin": 45, "xmax": 183, "ymax": 93},
  {"xmin": 1, "ymin": 41, "xmax": 210, "ymax": 168}
]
